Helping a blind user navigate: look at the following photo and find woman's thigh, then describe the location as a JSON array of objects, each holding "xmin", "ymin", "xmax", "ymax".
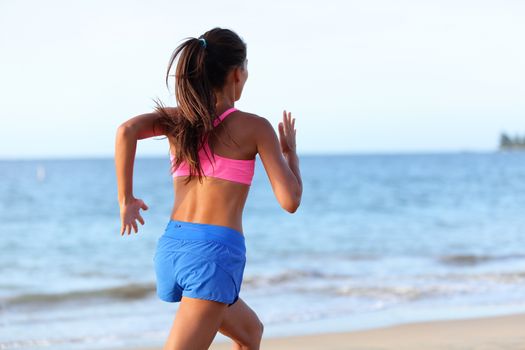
[
  {"xmin": 164, "ymin": 296, "xmax": 228, "ymax": 350},
  {"xmin": 218, "ymin": 297, "xmax": 263, "ymax": 347}
]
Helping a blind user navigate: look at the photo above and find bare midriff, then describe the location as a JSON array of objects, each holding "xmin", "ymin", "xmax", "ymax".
[{"xmin": 169, "ymin": 176, "xmax": 250, "ymax": 235}]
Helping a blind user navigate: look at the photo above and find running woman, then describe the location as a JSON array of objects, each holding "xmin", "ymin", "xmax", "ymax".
[{"xmin": 115, "ymin": 27, "xmax": 302, "ymax": 350}]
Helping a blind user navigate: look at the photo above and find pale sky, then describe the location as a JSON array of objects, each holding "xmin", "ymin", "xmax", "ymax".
[{"xmin": 1, "ymin": 0, "xmax": 524, "ymax": 158}]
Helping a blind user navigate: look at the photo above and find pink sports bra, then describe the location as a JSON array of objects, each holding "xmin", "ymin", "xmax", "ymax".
[{"xmin": 169, "ymin": 107, "xmax": 255, "ymax": 185}]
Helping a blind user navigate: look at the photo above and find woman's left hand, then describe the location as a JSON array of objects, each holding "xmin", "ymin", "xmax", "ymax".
[{"xmin": 119, "ymin": 196, "xmax": 149, "ymax": 235}]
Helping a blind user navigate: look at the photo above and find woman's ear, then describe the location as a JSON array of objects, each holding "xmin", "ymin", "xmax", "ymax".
[{"xmin": 233, "ymin": 66, "xmax": 241, "ymax": 83}]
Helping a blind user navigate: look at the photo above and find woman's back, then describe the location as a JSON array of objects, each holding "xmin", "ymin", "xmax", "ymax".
[{"xmin": 169, "ymin": 108, "xmax": 260, "ymax": 234}]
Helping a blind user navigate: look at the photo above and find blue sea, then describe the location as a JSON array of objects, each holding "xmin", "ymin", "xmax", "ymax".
[{"xmin": 1, "ymin": 152, "xmax": 525, "ymax": 350}]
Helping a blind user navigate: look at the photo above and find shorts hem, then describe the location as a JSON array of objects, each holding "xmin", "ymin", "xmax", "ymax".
[
  {"xmin": 181, "ymin": 291, "xmax": 236, "ymax": 305},
  {"xmin": 157, "ymin": 294, "xmax": 182, "ymax": 303}
]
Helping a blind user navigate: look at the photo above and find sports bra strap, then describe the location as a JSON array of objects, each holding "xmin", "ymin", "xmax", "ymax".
[{"xmin": 213, "ymin": 107, "xmax": 238, "ymax": 127}]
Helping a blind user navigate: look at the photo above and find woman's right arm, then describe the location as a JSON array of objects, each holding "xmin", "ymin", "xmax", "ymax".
[
  {"xmin": 255, "ymin": 110, "xmax": 302, "ymax": 213},
  {"xmin": 114, "ymin": 111, "xmax": 169, "ymax": 234}
]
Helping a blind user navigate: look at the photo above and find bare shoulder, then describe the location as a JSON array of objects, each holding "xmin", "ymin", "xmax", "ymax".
[
  {"xmin": 236, "ymin": 110, "xmax": 267, "ymax": 121},
  {"xmin": 236, "ymin": 110, "xmax": 274, "ymax": 133}
]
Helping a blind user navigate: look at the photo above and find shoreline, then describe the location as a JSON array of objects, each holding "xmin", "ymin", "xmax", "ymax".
[{"xmin": 122, "ymin": 312, "xmax": 525, "ymax": 350}]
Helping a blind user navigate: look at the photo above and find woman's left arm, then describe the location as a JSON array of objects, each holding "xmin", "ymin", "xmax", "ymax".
[{"xmin": 114, "ymin": 111, "xmax": 169, "ymax": 235}]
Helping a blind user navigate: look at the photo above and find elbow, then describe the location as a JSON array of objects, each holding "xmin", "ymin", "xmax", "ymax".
[
  {"xmin": 281, "ymin": 191, "xmax": 302, "ymax": 214},
  {"xmin": 274, "ymin": 180, "xmax": 303, "ymax": 213},
  {"xmin": 284, "ymin": 201, "xmax": 300, "ymax": 213}
]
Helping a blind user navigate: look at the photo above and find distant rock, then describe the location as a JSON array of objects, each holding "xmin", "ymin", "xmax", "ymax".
[{"xmin": 499, "ymin": 132, "xmax": 525, "ymax": 150}]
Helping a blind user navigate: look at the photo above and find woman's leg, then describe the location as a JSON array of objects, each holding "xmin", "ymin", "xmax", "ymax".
[
  {"xmin": 163, "ymin": 296, "xmax": 229, "ymax": 350},
  {"xmin": 218, "ymin": 297, "xmax": 264, "ymax": 350}
]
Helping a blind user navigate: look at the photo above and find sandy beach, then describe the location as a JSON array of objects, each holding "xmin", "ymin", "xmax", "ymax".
[{"xmin": 127, "ymin": 312, "xmax": 525, "ymax": 350}]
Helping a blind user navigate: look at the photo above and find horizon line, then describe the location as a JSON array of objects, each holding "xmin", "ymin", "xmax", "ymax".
[{"xmin": 0, "ymin": 149, "xmax": 516, "ymax": 161}]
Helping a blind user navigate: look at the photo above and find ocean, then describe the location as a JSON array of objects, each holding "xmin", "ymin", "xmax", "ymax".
[{"xmin": 1, "ymin": 152, "xmax": 525, "ymax": 349}]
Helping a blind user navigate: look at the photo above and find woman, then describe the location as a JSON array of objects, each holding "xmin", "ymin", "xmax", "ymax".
[{"xmin": 115, "ymin": 27, "xmax": 302, "ymax": 350}]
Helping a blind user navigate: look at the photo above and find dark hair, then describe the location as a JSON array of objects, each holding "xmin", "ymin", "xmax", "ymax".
[{"xmin": 154, "ymin": 27, "xmax": 247, "ymax": 184}]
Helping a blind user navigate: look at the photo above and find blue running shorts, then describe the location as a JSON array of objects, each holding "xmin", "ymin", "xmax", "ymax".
[{"xmin": 154, "ymin": 219, "xmax": 246, "ymax": 306}]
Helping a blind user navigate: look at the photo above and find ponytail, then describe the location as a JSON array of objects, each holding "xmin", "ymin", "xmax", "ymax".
[{"xmin": 155, "ymin": 28, "xmax": 247, "ymax": 184}]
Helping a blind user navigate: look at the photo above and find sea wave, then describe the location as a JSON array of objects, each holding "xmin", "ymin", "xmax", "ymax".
[
  {"xmin": 277, "ymin": 269, "xmax": 525, "ymax": 301},
  {"xmin": 437, "ymin": 253, "xmax": 525, "ymax": 266},
  {"xmin": 1, "ymin": 282, "xmax": 156, "ymax": 307},
  {"xmin": 332, "ymin": 284, "xmax": 471, "ymax": 300},
  {"xmin": 242, "ymin": 269, "xmax": 353, "ymax": 287},
  {"xmin": 3, "ymin": 268, "xmax": 524, "ymax": 309},
  {"xmin": 442, "ymin": 271, "xmax": 525, "ymax": 283}
]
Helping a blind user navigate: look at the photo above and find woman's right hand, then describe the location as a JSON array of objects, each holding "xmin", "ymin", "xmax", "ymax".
[
  {"xmin": 278, "ymin": 110, "xmax": 296, "ymax": 154},
  {"xmin": 119, "ymin": 196, "xmax": 149, "ymax": 235}
]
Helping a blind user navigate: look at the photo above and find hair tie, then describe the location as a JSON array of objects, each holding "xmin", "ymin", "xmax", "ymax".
[{"xmin": 199, "ymin": 38, "xmax": 207, "ymax": 48}]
